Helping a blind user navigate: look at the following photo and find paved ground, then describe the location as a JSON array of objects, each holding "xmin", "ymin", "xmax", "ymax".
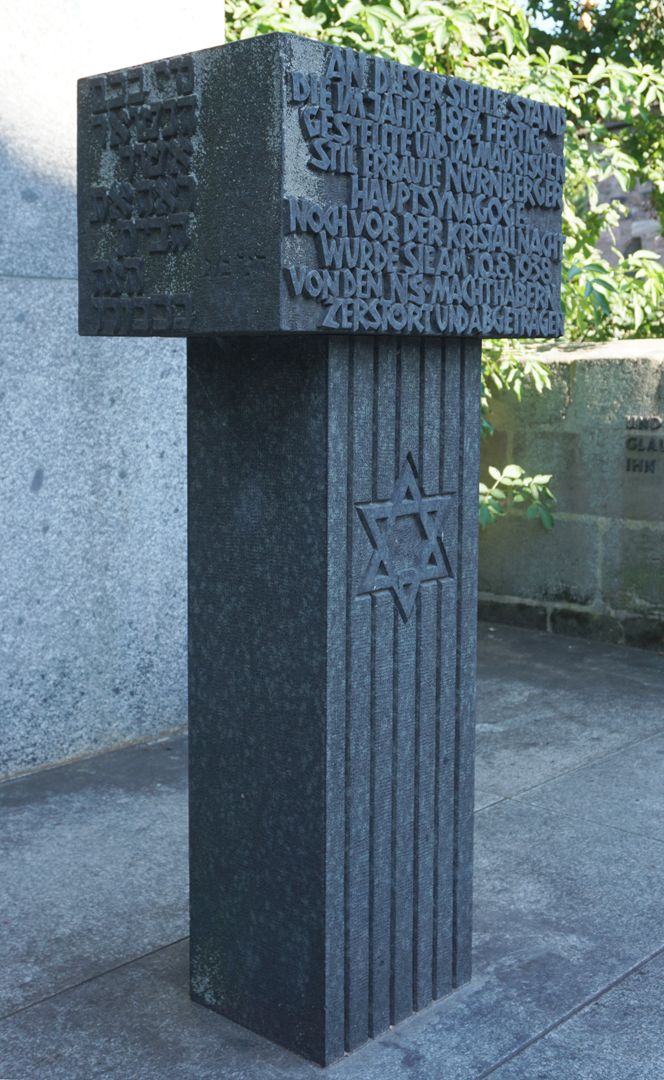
[{"xmin": 2, "ymin": 623, "xmax": 664, "ymax": 1079}]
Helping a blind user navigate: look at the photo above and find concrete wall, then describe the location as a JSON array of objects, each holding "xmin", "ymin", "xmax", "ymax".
[
  {"xmin": 0, "ymin": 5, "xmax": 228, "ymax": 777},
  {"xmin": 479, "ymin": 340, "xmax": 664, "ymax": 649}
]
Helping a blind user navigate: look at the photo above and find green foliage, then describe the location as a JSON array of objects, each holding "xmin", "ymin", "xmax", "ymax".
[
  {"xmin": 480, "ymin": 465, "xmax": 556, "ymax": 528},
  {"xmin": 526, "ymin": 0, "xmax": 664, "ymax": 70},
  {"xmin": 225, "ymin": 0, "xmax": 664, "ymax": 527},
  {"xmin": 565, "ymin": 250, "xmax": 664, "ymax": 339}
]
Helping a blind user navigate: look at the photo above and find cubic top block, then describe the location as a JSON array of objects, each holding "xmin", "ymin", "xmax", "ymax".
[{"xmin": 77, "ymin": 33, "xmax": 565, "ymax": 339}]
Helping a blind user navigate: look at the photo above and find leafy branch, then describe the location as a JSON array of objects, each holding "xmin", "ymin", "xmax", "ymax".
[{"xmin": 479, "ymin": 466, "xmax": 556, "ymax": 529}]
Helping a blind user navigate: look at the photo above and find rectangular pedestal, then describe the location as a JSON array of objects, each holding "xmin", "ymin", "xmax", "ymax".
[{"xmin": 188, "ymin": 334, "xmax": 481, "ymax": 1065}]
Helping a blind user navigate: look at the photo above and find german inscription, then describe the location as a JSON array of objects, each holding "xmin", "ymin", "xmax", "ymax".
[
  {"xmin": 78, "ymin": 34, "xmax": 565, "ymax": 337},
  {"xmin": 625, "ymin": 415, "xmax": 663, "ymax": 475},
  {"xmin": 283, "ymin": 47, "xmax": 565, "ymax": 336}
]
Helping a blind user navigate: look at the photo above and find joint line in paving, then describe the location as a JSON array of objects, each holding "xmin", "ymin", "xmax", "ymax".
[
  {"xmin": 0, "ymin": 937, "xmax": 188, "ymax": 1026},
  {"xmin": 470, "ymin": 939, "xmax": 664, "ymax": 1080}
]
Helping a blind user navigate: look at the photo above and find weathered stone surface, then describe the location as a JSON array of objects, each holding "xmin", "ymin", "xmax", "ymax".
[
  {"xmin": 602, "ymin": 523, "xmax": 664, "ymax": 612},
  {"xmin": 480, "ymin": 340, "xmax": 664, "ymax": 648},
  {"xmin": 188, "ymin": 334, "xmax": 481, "ymax": 1064},
  {"xmin": 77, "ymin": 34, "xmax": 565, "ymax": 339},
  {"xmin": 479, "ymin": 597, "xmax": 548, "ymax": 630},
  {"xmin": 479, "ymin": 516, "xmax": 601, "ymax": 606}
]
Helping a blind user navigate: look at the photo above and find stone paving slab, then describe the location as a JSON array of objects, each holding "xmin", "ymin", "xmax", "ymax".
[
  {"xmin": 475, "ymin": 624, "xmax": 664, "ymax": 801},
  {"xmin": 489, "ymin": 948, "xmax": 664, "ymax": 1080},
  {"xmin": 515, "ymin": 729, "xmax": 664, "ymax": 843},
  {"xmin": 1, "ymin": 624, "xmax": 663, "ymax": 1078},
  {"xmin": 473, "ymin": 790, "xmax": 504, "ymax": 812},
  {"xmin": 2, "ymin": 796, "xmax": 664, "ymax": 1078},
  {"xmin": 0, "ymin": 737, "xmax": 188, "ymax": 1016}
]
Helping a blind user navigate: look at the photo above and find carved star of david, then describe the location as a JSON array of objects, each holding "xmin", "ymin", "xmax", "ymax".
[{"xmin": 356, "ymin": 454, "xmax": 456, "ymax": 622}]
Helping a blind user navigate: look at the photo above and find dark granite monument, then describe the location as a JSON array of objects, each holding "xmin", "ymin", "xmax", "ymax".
[{"xmin": 77, "ymin": 34, "xmax": 564, "ymax": 1065}]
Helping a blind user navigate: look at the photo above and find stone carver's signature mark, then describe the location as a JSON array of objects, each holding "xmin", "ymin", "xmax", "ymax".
[{"xmin": 356, "ymin": 454, "xmax": 455, "ymax": 621}]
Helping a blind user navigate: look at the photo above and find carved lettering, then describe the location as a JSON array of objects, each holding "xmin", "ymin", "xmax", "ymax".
[
  {"xmin": 282, "ymin": 52, "xmax": 565, "ymax": 337},
  {"xmin": 85, "ymin": 56, "xmax": 197, "ymax": 329}
]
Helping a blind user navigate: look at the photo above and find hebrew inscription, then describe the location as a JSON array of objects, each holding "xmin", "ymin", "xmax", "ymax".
[
  {"xmin": 283, "ymin": 47, "xmax": 565, "ymax": 336},
  {"xmin": 81, "ymin": 55, "xmax": 197, "ymax": 334}
]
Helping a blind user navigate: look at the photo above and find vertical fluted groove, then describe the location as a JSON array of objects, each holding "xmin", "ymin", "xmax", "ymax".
[
  {"xmin": 346, "ymin": 339, "xmax": 376, "ymax": 1052},
  {"xmin": 412, "ymin": 338, "xmax": 427, "ymax": 1009},
  {"xmin": 371, "ymin": 339, "xmax": 379, "ymax": 502},
  {"xmin": 418, "ymin": 341, "xmax": 426, "ymax": 477},
  {"xmin": 367, "ymin": 337, "xmax": 379, "ymax": 1033},
  {"xmin": 452, "ymin": 339, "xmax": 480, "ymax": 989},
  {"xmin": 332, "ymin": 334, "xmax": 477, "ymax": 1053},
  {"xmin": 412, "ymin": 585, "xmax": 421, "ymax": 1008},
  {"xmin": 413, "ymin": 340, "xmax": 440, "ymax": 1011},
  {"xmin": 434, "ymin": 339, "xmax": 462, "ymax": 999},
  {"xmin": 389, "ymin": 609, "xmax": 399, "ymax": 1027},
  {"xmin": 432, "ymin": 574, "xmax": 443, "ymax": 996},
  {"xmin": 371, "ymin": 339, "xmax": 396, "ymax": 1038},
  {"xmin": 412, "ymin": 341, "xmax": 423, "ymax": 1006},
  {"xmin": 394, "ymin": 342, "xmax": 420, "ymax": 1025},
  {"xmin": 343, "ymin": 338, "xmax": 355, "ymax": 1051},
  {"xmin": 389, "ymin": 340, "xmax": 402, "ymax": 1026},
  {"xmin": 452, "ymin": 341, "xmax": 466, "ymax": 988},
  {"xmin": 395, "ymin": 342, "xmax": 402, "ymax": 473},
  {"xmin": 439, "ymin": 339, "xmax": 447, "ymax": 491},
  {"xmin": 368, "ymin": 592, "xmax": 377, "ymax": 1032},
  {"xmin": 325, "ymin": 338, "xmax": 348, "ymax": 1064},
  {"xmin": 432, "ymin": 337, "xmax": 445, "ymax": 997}
]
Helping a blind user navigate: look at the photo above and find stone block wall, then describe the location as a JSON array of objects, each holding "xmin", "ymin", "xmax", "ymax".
[
  {"xmin": 597, "ymin": 176, "xmax": 664, "ymax": 263},
  {"xmin": 479, "ymin": 340, "xmax": 664, "ymax": 649}
]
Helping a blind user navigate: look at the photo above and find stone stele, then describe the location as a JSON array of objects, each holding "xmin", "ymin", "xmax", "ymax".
[{"xmin": 77, "ymin": 32, "xmax": 565, "ymax": 1066}]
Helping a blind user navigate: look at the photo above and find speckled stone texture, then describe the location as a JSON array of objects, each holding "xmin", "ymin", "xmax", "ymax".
[
  {"xmin": 0, "ymin": 142, "xmax": 77, "ymax": 279},
  {"xmin": 0, "ymin": 276, "xmax": 187, "ymax": 778},
  {"xmin": 77, "ymin": 33, "xmax": 564, "ymax": 339},
  {"xmin": 187, "ymin": 334, "xmax": 481, "ymax": 1064},
  {"xmin": 75, "ymin": 28, "xmax": 564, "ymax": 1067}
]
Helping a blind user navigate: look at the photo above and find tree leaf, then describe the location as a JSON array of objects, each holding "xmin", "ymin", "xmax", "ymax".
[{"xmin": 503, "ymin": 464, "xmax": 525, "ymax": 479}]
